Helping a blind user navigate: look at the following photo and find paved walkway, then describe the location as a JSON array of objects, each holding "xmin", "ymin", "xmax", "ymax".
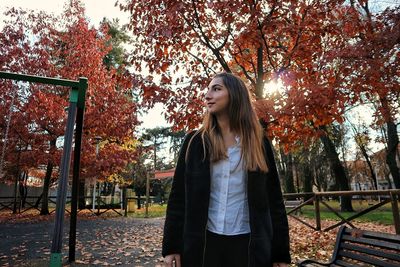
[{"xmin": 0, "ymin": 216, "xmax": 165, "ymax": 266}]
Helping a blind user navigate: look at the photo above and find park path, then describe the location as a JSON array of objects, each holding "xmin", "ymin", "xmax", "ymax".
[{"xmin": 0, "ymin": 215, "xmax": 165, "ymax": 266}]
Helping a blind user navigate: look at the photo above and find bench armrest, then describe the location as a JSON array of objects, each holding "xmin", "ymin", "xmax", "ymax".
[{"xmin": 297, "ymin": 259, "xmax": 332, "ymax": 266}]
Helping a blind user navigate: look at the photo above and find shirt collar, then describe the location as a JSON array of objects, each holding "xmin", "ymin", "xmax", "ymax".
[{"xmin": 235, "ymin": 136, "xmax": 240, "ymax": 145}]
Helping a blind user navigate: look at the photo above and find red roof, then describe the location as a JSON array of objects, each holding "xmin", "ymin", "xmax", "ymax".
[{"xmin": 153, "ymin": 169, "xmax": 175, "ymax": 180}]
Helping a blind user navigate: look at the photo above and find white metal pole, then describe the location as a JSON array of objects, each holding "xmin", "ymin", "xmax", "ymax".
[
  {"xmin": 92, "ymin": 138, "xmax": 101, "ymax": 211},
  {"xmin": 92, "ymin": 181, "xmax": 96, "ymax": 211}
]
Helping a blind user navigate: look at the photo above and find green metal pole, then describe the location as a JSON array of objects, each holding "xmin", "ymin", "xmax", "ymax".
[
  {"xmin": 0, "ymin": 71, "xmax": 88, "ymax": 266},
  {"xmin": 69, "ymin": 78, "xmax": 87, "ymax": 262},
  {"xmin": 0, "ymin": 71, "xmax": 80, "ymax": 88},
  {"xmin": 50, "ymin": 89, "xmax": 79, "ymax": 267}
]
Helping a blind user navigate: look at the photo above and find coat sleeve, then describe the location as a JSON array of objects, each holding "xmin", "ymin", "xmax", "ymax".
[
  {"xmin": 162, "ymin": 131, "xmax": 195, "ymax": 257},
  {"xmin": 264, "ymin": 137, "xmax": 291, "ymax": 264}
]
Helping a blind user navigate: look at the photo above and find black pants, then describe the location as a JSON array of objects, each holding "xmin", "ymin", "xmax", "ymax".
[{"xmin": 203, "ymin": 230, "xmax": 250, "ymax": 267}]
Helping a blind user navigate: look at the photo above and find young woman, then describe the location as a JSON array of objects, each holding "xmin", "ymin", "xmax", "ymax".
[{"xmin": 162, "ymin": 73, "xmax": 290, "ymax": 267}]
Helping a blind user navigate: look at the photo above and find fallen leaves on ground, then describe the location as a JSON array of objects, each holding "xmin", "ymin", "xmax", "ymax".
[
  {"xmin": 289, "ymin": 216, "xmax": 395, "ymax": 265},
  {"xmin": 0, "ymin": 211, "xmax": 397, "ymax": 266},
  {"xmin": 0, "ymin": 209, "xmax": 104, "ymax": 224}
]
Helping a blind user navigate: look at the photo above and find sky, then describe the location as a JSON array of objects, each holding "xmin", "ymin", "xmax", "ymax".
[
  {"xmin": 0, "ymin": 0, "xmax": 169, "ymax": 130},
  {"xmin": 0, "ymin": 0, "xmax": 128, "ymax": 26}
]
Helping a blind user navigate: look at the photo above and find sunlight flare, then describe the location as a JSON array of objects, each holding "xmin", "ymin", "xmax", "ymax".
[{"xmin": 263, "ymin": 78, "xmax": 285, "ymax": 97}]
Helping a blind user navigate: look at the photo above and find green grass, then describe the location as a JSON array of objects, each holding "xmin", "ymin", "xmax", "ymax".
[
  {"xmin": 290, "ymin": 200, "xmax": 397, "ymax": 225},
  {"xmin": 127, "ymin": 204, "xmax": 167, "ymax": 218},
  {"xmin": 124, "ymin": 200, "xmax": 397, "ymax": 224}
]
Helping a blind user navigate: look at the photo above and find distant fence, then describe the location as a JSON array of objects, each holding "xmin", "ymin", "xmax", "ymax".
[
  {"xmin": 4, "ymin": 190, "xmax": 399, "ymax": 234},
  {"xmin": 0, "ymin": 195, "xmax": 158, "ymax": 217},
  {"xmin": 283, "ymin": 189, "xmax": 400, "ymax": 234}
]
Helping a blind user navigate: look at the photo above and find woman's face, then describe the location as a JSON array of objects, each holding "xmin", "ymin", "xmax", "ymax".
[{"xmin": 205, "ymin": 77, "xmax": 230, "ymax": 115}]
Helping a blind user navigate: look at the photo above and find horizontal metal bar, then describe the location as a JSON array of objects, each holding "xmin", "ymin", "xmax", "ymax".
[
  {"xmin": 283, "ymin": 192, "xmax": 314, "ymax": 198},
  {"xmin": 284, "ymin": 189, "xmax": 400, "ymax": 198},
  {"xmin": 315, "ymin": 189, "xmax": 400, "ymax": 196},
  {"xmin": 0, "ymin": 71, "xmax": 81, "ymax": 88},
  {"xmin": 288, "ymin": 214, "xmax": 318, "ymax": 231}
]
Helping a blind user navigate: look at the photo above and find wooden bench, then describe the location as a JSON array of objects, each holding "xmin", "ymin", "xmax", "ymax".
[
  {"xmin": 285, "ymin": 200, "xmax": 303, "ymax": 214},
  {"xmin": 297, "ymin": 225, "xmax": 400, "ymax": 267}
]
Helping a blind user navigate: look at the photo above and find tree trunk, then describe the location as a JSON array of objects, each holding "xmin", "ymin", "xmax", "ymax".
[
  {"xmin": 283, "ymin": 153, "xmax": 296, "ymax": 194},
  {"xmin": 12, "ymin": 147, "xmax": 22, "ymax": 214},
  {"xmin": 379, "ymin": 96, "xmax": 400, "ymax": 188},
  {"xmin": 34, "ymin": 193, "xmax": 43, "ymax": 208},
  {"xmin": 385, "ymin": 172, "xmax": 393, "ymax": 189},
  {"xmin": 294, "ymin": 164, "xmax": 300, "ymax": 193},
  {"xmin": 12, "ymin": 171, "xmax": 20, "ymax": 214},
  {"xmin": 313, "ymin": 167, "xmax": 322, "ymax": 192},
  {"xmin": 110, "ymin": 183, "xmax": 116, "ymax": 205},
  {"xmin": 137, "ymin": 193, "xmax": 142, "ymax": 209},
  {"xmin": 320, "ymin": 129, "xmax": 354, "ymax": 212},
  {"xmin": 40, "ymin": 139, "xmax": 56, "ymax": 215},
  {"xmin": 276, "ymin": 148, "xmax": 287, "ymax": 190},
  {"xmin": 303, "ymin": 162, "xmax": 313, "ymax": 202},
  {"xmin": 303, "ymin": 163, "xmax": 313, "ymax": 193},
  {"xmin": 40, "ymin": 160, "xmax": 54, "ymax": 215},
  {"xmin": 255, "ymin": 46, "xmax": 264, "ymax": 98},
  {"xmin": 19, "ymin": 172, "xmax": 28, "ymax": 208},
  {"xmin": 78, "ymin": 180, "xmax": 86, "ymax": 209},
  {"xmin": 360, "ymin": 145, "xmax": 378, "ymax": 190},
  {"xmin": 386, "ymin": 120, "xmax": 400, "ymax": 189}
]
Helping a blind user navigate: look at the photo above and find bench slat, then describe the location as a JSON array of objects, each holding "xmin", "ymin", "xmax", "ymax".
[
  {"xmin": 297, "ymin": 259, "xmax": 330, "ymax": 266},
  {"xmin": 297, "ymin": 226, "xmax": 400, "ymax": 267},
  {"xmin": 341, "ymin": 235, "xmax": 400, "ymax": 251},
  {"xmin": 341, "ymin": 243, "xmax": 400, "ymax": 262},
  {"xmin": 338, "ymin": 250, "xmax": 399, "ymax": 267},
  {"xmin": 285, "ymin": 200, "xmax": 303, "ymax": 208},
  {"xmin": 334, "ymin": 259, "xmax": 360, "ymax": 267},
  {"xmin": 344, "ymin": 228, "xmax": 400, "ymax": 243}
]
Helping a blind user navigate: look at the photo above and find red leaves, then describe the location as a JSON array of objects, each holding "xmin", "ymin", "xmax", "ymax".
[
  {"xmin": 160, "ymin": 62, "xmax": 169, "ymax": 72},
  {"xmin": 0, "ymin": 3, "xmax": 140, "ymax": 184},
  {"xmin": 36, "ymin": 0, "xmax": 386, "ymax": 156}
]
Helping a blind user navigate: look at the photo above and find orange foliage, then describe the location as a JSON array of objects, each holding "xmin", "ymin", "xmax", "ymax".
[
  {"xmin": 119, "ymin": 0, "xmax": 398, "ymax": 151},
  {"xmin": 0, "ymin": 1, "xmax": 140, "ymax": 182}
]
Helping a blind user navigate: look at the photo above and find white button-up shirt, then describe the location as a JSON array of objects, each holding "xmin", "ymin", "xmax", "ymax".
[{"xmin": 207, "ymin": 137, "xmax": 250, "ymax": 235}]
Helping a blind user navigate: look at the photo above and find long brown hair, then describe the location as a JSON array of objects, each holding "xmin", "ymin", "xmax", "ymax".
[{"xmin": 188, "ymin": 72, "xmax": 268, "ymax": 172}]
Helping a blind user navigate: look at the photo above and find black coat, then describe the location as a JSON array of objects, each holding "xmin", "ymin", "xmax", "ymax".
[{"xmin": 162, "ymin": 132, "xmax": 291, "ymax": 266}]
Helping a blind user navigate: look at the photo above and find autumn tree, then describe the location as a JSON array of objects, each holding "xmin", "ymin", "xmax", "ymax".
[
  {"xmin": 293, "ymin": 146, "xmax": 316, "ymax": 195},
  {"xmin": 101, "ymin": 18, "xmax": 132, "ymax": 71},
  {"xmin": 275, "ymin": 147, "xmax": 296, "ymax": 194},
  {"xmin": 141, "ymin": 127, "xmax": 170, "ymax": 171},
  {"xmin": 118, "ymin": 0, "xmax": 350, "ymax": 123},
  {"xmin": 168, "ymin": 129, "xmax": 186, "ymax": 164},
  {"xmin": 307, "ymin": 140, "xmax": 331, "ymax": 193},
  {"xmin": 0, "ymin": 0, "xmax": 140, "ymax": 214},
  {"xmin": 337, "ymin": 2, "xmax": 400, "ymax": 188},
  {"xmin": 350, "ymin": 120, "xmax": 379, "ymax": 189},
  {"xmin": 0, "ymin": 8, "xmax": 64, "ymax": 214},
  {"xmin": 119, "ymin": 0, "xmax": 365, "ymax": 210}
]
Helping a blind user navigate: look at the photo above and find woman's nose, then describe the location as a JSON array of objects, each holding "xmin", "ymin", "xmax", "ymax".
[{"xmin": 205, "ymin": 90, "xmax": 212, "ymax": 101}]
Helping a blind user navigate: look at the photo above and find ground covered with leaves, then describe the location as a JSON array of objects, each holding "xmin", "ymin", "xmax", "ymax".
[{"xmin": 0, "ymin": 211, "xmax": 396, "ymax": 266}]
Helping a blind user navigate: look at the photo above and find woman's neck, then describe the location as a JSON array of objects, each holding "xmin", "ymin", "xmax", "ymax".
[
  {"xmin": 216, "ymin": 114, "xmax": 230, "ymax": 134},
  {"xmin": 216, "ymin": 114, "xmax": 237, "ymax": 148}
]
